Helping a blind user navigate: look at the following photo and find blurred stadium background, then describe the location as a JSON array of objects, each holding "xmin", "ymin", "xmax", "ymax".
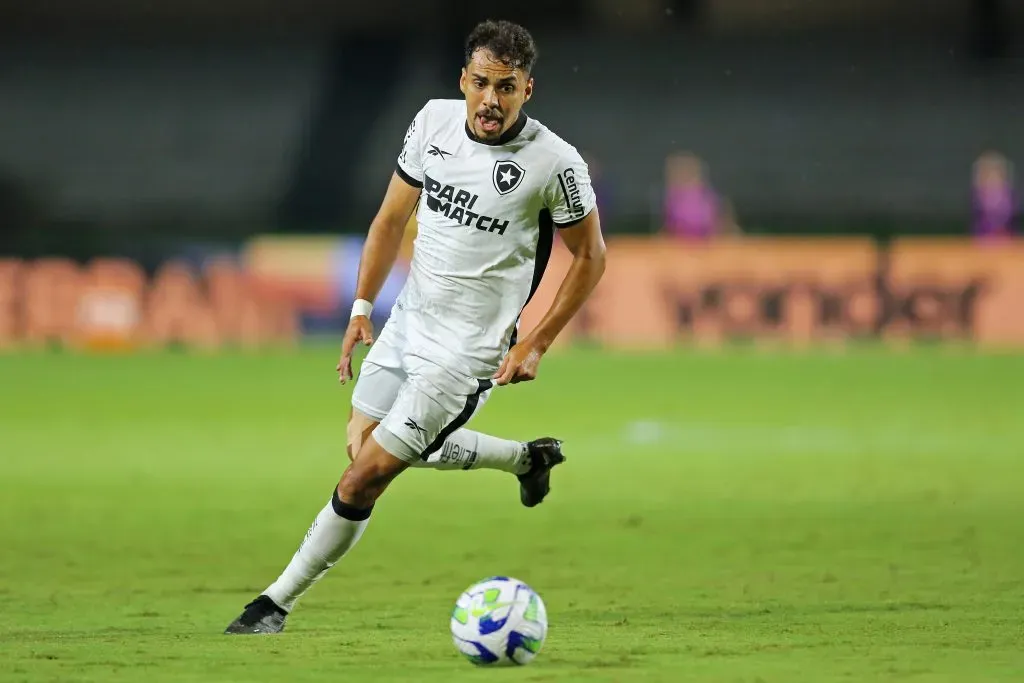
[{"xmin": 2, "ymin": 2, "xmax": 1024, "ymax": 682}]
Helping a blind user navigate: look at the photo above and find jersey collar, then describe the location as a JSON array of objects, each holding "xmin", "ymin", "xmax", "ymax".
[{"xmin": 464, "ymin": 112, "xmax": 529, "ymax": 146}]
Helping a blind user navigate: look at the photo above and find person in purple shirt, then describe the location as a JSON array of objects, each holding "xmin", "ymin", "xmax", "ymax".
[
  {"xmin": 662, "ymin": 152, "xmax": 738, "ymax": 239},
  {"xmin": 972, "ymin": 151, "xmax": 1017, "ymax": 240}
]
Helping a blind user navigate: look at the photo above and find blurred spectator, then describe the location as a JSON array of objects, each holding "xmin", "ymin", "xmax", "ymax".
[
  {"xmin": 971, "ymin": 151, "xmax": 1018, "ymax": 240},
  {"xmin": 662, "ymin": 152, "xmax": 739, "ymax": 240}
]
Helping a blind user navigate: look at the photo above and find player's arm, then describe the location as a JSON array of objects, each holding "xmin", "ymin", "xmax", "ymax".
[
  {"xmin": 526, "ymin": 210, "xmax": 606, "ymax": 351},
  {"xmin": 339, "ymin": 103, "xmax": 428, "ymax": 384},
  {"xmin": 353, "ymin": 173, "xmax": 420, "ymax": 304},
  {"xmin": 493, "ymin": 209, "xmax": 606, "ymax": 386},
  {"xmin": 338, "ymin": 172, "xmax": 420, "ymax": 384}
]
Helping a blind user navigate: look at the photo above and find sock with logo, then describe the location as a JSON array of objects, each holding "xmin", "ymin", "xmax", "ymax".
[
  {"xmin": 415, "ymin": 429, "xmax": 531, "ymax": 474},
  {"xmin": 263, "ymin": 489, "xmax": 372, "ymax": 612}
]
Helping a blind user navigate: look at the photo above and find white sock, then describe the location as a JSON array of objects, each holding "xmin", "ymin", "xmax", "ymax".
[
  {"xmin": 263, "ymin": 491, "xmax": 371, "ymax": 612},
  {"xmin": 417, "ymin": 430, "xmax": 532, "ymax": 474}
]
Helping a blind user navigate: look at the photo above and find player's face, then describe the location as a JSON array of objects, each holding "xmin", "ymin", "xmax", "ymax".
[{"xmin": 460, "ymin": 49, "xmax": 533, "ymax": 142}]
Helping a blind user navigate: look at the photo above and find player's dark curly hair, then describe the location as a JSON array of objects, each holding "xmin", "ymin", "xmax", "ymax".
[{"xmin": 464, "ymin": 20, "xmax": 538, "ymax": 74}]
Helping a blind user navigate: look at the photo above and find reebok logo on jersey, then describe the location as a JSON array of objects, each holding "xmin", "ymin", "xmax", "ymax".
[
  {"xmin": 493, "ymin": 160, "xmax": 525, "ymax": 195},
  {"xmin": 423, "ymin": 174, "xmax": 511, "ymax": 236},
  {"xmin": 427, "ymin": 144, "xmax": 452, "ymax": 160},
  {"xmin": 557, "ymin": 167, "xmax": 585, "ymax": 218}
]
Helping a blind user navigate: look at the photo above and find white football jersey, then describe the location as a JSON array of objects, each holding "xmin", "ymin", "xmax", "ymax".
[{"xmin": 392, "ymin": 98, "xmax": 597, "ymax": 379}]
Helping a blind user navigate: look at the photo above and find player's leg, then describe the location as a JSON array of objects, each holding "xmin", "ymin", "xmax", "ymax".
[
  {"xmin": 347, "ymin": 407, "xmax": 377, "ymax": 461},
  {"xmin": 420, "ymin": 427, "xmax": 528, "ymax": 472},
  {"xmin": 348, "ymin": 359, "xmax": 403, "ymax": 461},
  {"xmin": 351, "ymin": 401, "xmax": 562, "ymax": 506},
  {"xmin": 352, "ymin": 402, "xmax": 528, "ymax": 473},
  {"xmin": 265, "ymin": 439, "xmax": 405, "ymax": 609},
  {"xmin": 348, "ymin": 362, "xmax": 555, "ymax": 482},
  {"xmin": 243, "ymin": 370, "xmax": 495, "ymax": 621},
  {"xmin": 223, "ymin": 364, "xmax": 495, "ymax": 634},
  {"xmin": 421, "ymin": 431, "xmax": 564, "ymax": 507},
  {"xmin": 339, "ymin": 321, "xmax": 547, "ymax": 477},
  {"xmin": 224, "ymin": 322, "xmax": 408, "ymax": 634},
  {"xmin": 224, "ymin": 428, "xmax": 408, "ymax": 634},
  {"xmin": 411, "ymin": 381, "xmax": 565, "ymax": 506},
  {"xmin": 347, "ymin": 362, "xmax": 528, "ymax": 473}
]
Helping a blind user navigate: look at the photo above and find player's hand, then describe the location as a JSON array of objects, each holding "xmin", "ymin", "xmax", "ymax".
[
  {"xmin": 493, "ymin": 339, "xmax": 545, "ymax": 386},
  {"xmin": 337, "ymin": 316, "xmax": 374, "ymax": 384}
]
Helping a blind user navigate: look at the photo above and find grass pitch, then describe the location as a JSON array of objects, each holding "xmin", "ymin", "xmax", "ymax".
[{"xmin": 1, "ymin": 347, "xmax": 1023, "ymax": 682}]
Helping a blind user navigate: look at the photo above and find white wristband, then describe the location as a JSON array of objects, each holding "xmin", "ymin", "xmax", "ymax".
[{"xmin": 350, "ymin": 299, "xmax": 373, "ymax": 319}]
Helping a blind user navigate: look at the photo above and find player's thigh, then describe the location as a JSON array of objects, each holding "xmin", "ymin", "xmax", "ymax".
[
  {"xmin": 374, "ymin": 364, "xmax": 492, "ymax": 464},
  {"xmin": 348, "ymin": 312, "xmax": 411, "ymax": 460},
  {"xmin": 347, "ymin": 408, "xmax": 379, "ymax": 462},
  {"xmin": 350, "ymin": 317, "xmax": 405, "ymax": 410},
  {"xmin": 349, "ymin": 361, "xmax": 404, "ymax": 451}
]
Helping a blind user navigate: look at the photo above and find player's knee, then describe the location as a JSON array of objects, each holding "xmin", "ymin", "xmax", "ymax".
[
  {"xmin": 337, "ymin": 461, "xmax": 385, "ymax": 509},
  {"xmin": 337, "ymin": 439, "xmax": 406, "ymax": 508}
]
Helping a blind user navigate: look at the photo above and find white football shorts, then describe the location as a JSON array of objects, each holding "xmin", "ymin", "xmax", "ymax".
[{"xmin": 350, "ymin": 308, "xmax": 494, "ymax": 464}]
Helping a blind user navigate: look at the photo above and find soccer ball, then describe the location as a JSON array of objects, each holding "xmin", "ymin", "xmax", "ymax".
[{"xmin": 450, "ymin": 576, "xmax": 548, "ymax": 666}]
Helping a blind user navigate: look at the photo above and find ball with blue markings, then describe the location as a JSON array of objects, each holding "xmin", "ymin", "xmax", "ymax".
[{"xmin": 450, "ymin": 576, "xmax": 548, "ymax": 666}]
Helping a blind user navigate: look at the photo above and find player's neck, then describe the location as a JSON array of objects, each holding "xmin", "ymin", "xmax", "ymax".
[{"xmin": 464, "ymin": 112, "xmax": 529, "ymax": 146}]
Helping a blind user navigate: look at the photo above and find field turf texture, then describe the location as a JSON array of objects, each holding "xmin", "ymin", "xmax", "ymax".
[{"xmin": 1, "ymin": 347, "xmax": 1023, "ymax": 682}]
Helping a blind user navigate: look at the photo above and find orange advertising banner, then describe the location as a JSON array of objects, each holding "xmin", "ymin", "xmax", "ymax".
[
  {"xmin": 519, "ymin": 236, "xmax": 1024, "ymax": 349},
  {"xmin": 0, "ymin": 258, "xmax": 298, "ymax": 352},
  {"xmin": 885, "ymin": 239, "xmax": 1024, "ymax": 349},
  {"xmin": 3, "ymin": 237, "xmax": 1022, "ymax": 352}
]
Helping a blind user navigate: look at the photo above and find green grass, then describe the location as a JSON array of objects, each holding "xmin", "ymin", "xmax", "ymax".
[{"xmin": 1, "ymin": 346, "xmax": 1023, "ymax": 682}]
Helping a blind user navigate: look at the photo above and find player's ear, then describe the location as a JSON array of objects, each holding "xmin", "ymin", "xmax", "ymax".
[
  {"xmin": 523, "ymin": 77, "xmax": 534, "ymax": 103},
  {"xmin": 459, "ymin": 68, "xmax": 468, "ymax": 95}
]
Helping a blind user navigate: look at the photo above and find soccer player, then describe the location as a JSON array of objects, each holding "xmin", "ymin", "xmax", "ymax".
[{"xmin": 225, "ymin": 19, "xmax": 606, "ymax": 634}]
